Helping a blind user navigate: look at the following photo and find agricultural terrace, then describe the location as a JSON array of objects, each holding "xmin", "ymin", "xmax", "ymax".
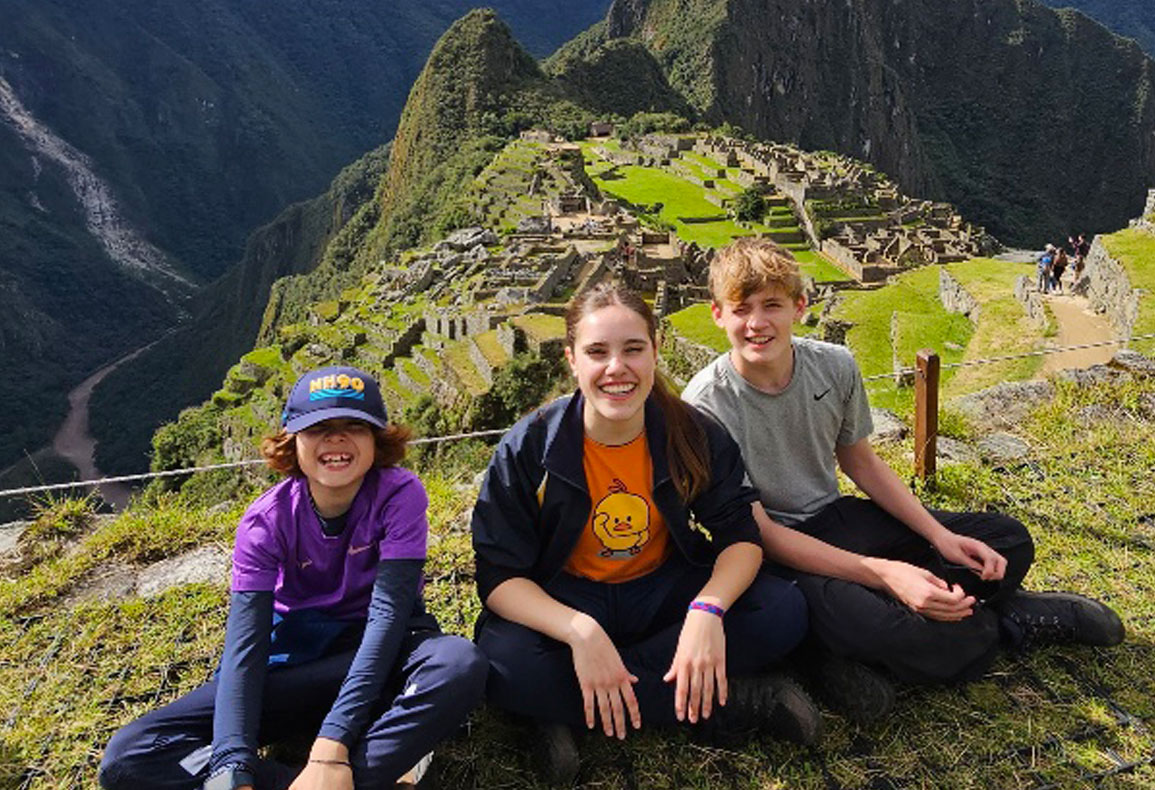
[
  {"xmin": 832, "ymin": 259, "xmax": 1050, "ymax": 412},
  {"xmin": 578, "ymin": 140, "xmax": 848, "ymax": 283}
]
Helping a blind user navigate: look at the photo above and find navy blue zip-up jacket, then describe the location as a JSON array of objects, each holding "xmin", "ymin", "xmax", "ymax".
[{"xmin": 472, "ymin": 391, "xmax": 761, "ymax": 603}]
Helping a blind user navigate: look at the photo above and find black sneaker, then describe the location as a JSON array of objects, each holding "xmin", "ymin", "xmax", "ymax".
[
  {"xmin": 999, "ymin": 590, "xmax": 1125, "ymax": 650},
  {"xmin": 812, "ymin": 656, "xmax": 896, "ymax": 724},
  {"xmin": 719, "ymin": 673, "xmax": 822, "ymax": 746},
  {"xmin": 531, "ymin": 722, "xmax": 579, "ymax": 786}
]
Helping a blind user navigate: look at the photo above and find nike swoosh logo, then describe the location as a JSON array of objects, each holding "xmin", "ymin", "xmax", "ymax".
[
  {"xmin": 348, "ymin": 544, "xmax": 373, "ymax": 555},
  {"xmin": 298, "ymin": 559, "xmax": 313, "ymax": 569},
  {"xmin": 814, "ymin": 387, "xmax": 832, "ymax": 401}
]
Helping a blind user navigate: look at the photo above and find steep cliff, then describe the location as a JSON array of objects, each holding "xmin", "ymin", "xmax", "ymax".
[
  {"xmin": 600, "ymin": 0, "xmax": 1155, "ymax": 247},
  {"xmin": 1, "ymin": 0, "xmax": 609, "ymax": 469},
  {"xmin": 90, "ymin": 9, "xmax": 586, "ymax": 473}
]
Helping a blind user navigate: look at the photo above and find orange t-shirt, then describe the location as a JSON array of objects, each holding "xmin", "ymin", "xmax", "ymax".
[{"xmin": 563, "ymin": 432, "xmax": 671, "ymax": 583}]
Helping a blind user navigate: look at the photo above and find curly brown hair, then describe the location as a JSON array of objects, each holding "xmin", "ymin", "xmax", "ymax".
[{"xmin": 260, "ymin": 423, "xmax": 412, "ymax": 477}]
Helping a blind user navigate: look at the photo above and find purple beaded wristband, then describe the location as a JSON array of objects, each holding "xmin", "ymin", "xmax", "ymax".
[{"xmin": 688, "ymin": 600, "xmax": 725, "ymax": 618}]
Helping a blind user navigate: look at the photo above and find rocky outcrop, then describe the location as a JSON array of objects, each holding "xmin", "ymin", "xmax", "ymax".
[
  {"xmin": 939, "ymin": 269, "xmax": 980, "ymax": 324},
  {"xmin": 870, "ymin": 408, "xmax": 906, "ymax": 443},
  {"xmin": 1013, "ymin": 275, "xmax": 1048, "ymax": 329},
  {"xmin": 1082, "ymin": 236, "xmax": 1141, "ymax": 339},
  {"xmin": 949, "ymin": 380, "xmax": 1056, "ymax": 429}
]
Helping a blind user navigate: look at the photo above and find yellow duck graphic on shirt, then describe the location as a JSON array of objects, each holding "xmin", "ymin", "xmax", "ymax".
[{"xmin": 592, "ymin": 478, "xmax": 651, "ymax": 558}]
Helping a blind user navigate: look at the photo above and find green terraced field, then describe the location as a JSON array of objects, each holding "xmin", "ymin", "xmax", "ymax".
[
  {"xmin": 443, "ymin": 340, "xmax": 489, "ymax": 395},
  {"xmin": 473, "ymin": 329, "xmax": 509, "ymax": 367},
  {"xmin": 831, "ymin": 258, "xmax": 1053, "ymax": 412},
  {"xmin": 512, "ymin": 312, "xmax": 565, "ymax": 341}
]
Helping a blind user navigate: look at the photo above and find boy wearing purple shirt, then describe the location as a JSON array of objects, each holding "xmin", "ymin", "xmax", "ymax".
[{"xmin": 100, "ymin": 366, "xmax": 486, "ymax": 790}]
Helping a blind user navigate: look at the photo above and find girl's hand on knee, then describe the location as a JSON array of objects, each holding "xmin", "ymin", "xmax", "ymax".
[
  {"xmin": 568, "ymin": 613, "xmax": 640, "ymax": 738},
  {"xmin": 663, "ymin": 609, "xmax": 727, "ymax": 724}
]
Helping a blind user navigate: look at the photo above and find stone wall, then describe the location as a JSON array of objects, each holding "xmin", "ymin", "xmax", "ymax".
[
  {"xmin": 890, "ymin": 311, "xmax": 914, "ymax": 386},
  {"xmin": 467, "ymin": 337, "xmax": 495, "ymax": 387},
  {"xmin": 938, "ymin": 269, "xmax": 981, "ymax": 324},
  {"xmin": 1133, "ymin": 188, "xmax": 1155, "ymax": 231},
  {"xmin": 1013, "ymin": 275, "xmax": 1048, "ymax": 329},
  {"xmin": 1083, "ymin": 236, "xmax": 1141, "ymax": 339},
  {"xmin": 382, "ymin": 319, "xmax": 426, "ymax": 367},
  {"xmin": 660, "ymin": 329, "xmax": 719, "ymax": 387}
]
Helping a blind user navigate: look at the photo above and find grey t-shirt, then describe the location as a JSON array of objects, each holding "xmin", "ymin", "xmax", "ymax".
[{"xmin": 682, "ymin": 338, "xmax": 873, "ymax": 526}]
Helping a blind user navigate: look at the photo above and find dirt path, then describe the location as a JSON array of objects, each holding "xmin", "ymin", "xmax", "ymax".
[
  {"xmin": 1041, "ymin": 294, "xmax": 1118, "ymax": 375},
  {"xmin": 51, "ymin": 342, "xmax": 158, "ymax": 509}
]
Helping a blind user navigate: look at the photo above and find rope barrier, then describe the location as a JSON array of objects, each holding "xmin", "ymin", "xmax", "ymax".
[
  {"xmin": 0, "ymin": 428, "xmax": 511, "ymax": 499},
  {"xmin": 3, "ymin": 334, "xmax": 1153, "ymax": 500},
  {"xmin": 861, "ymin": 331, "xmax": 1155, "ymax": 382}
]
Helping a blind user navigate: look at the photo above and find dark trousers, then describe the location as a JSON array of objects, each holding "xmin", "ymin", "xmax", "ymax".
[
  {"xmin": 786, "ymin": 496, "xmax": 1034, "ymax": 685},
  {"xmin": 99, "ymin": 630, "xmax": 487, "ymax": 790},
  {"xmin": 476, "ymin": 557, "xmax": 808, "ymax": 729}
]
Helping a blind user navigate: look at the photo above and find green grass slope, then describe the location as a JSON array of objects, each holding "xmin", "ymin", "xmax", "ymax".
[
  {"xmin": 4, "ymin": 373, "xmax": 1155, "ymax": 787},
  {"xmin": 832, "ymin": 259, "xmax": 1050, "ymax": 412}
]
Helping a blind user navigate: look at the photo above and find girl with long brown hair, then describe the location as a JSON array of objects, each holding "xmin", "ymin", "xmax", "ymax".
[{"xmin": 471, "ymin": 283, "xmax": 814, "ymax": 782}]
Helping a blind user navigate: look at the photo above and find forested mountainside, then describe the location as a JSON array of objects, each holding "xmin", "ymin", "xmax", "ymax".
[
  {"xmin": 90, "ymin": 9, "xmax": 606, "ymax": 474},
  {"xmin": 0, "ymin": 0, "xmax": 609, "ymax": 469},
  {"xmin": 1039, "ymin": 0, "xmax": 1155, "ymax": 56},
  {"xmin": 584, "ymin": 0, "xmax": 1155, "ymax": 248},
  {"xmin": 88, "ymin": 0, "xmax": 1155, "ymax": 476}
]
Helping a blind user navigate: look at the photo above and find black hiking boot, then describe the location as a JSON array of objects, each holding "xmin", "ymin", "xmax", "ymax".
[
  {"xmin": 531, "ymin": 722, "xmax": 580, "ymax": 786},
  {"xmin": 999, "ymin": 590, "xmax": 1124, "ymax": 650},
  {"xmin": 811, "ymin": 656, "xmax": 896, "ymax": 724},
  {"xmin": 716, "ymin": 673, "xmax": 822, "ymax": 746}
]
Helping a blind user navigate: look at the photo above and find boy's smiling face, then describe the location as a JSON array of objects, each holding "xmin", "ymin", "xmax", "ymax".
[
  {"xmin": 712, "ymin": 285, "xmax": 807, "ymax": 376},
  {"xmin": 295, "ymin": 418, "xmax": 376, "ymax": 513}
]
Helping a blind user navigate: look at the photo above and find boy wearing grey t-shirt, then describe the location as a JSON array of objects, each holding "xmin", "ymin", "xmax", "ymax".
[{"xmin": 682, "ymin": 238, "xmax": 1124, "ymax": 722}]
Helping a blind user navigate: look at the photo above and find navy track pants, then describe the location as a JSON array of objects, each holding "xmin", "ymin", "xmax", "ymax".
[
  {"xmin": 98, "ymin": 630, "xmax": 486, "ymax": 790},
  {"xmin": 477, "ymin": 557, "xmax": 808, "ymax": 729}
]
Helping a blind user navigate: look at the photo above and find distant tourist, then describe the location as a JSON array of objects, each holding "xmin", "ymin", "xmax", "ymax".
[
  {"xmin": 682, "ymin": 238, "xmax": 1125, "ymax": 724},
  {"xmin": 1052, "ymin": 246, "xmax": 1069, "ymax": 294},
  {"xmin": 99, "ymin": 366, "xmax": 486, "ymax": 790},
  {"xmin": 1073, "ymin": 233, "xmax": 1091, "ymax": 283},
  {"xmin": 1038, "ymin": 244, "xmax": 1055, "ymax": 293},
  {"xmin": 471, "ymin": 283, "xmax": 815, "ymax": 784}
]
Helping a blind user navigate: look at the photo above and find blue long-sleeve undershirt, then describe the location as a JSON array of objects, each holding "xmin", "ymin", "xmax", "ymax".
[{"xmin": 208, "ymin": 559, "xmax": 423, "ymax": 772}]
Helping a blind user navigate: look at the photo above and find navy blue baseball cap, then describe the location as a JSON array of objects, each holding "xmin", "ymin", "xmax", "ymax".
[{"xmin": 282, "ymin": 366, "xmax": 388, "ymax": 433}]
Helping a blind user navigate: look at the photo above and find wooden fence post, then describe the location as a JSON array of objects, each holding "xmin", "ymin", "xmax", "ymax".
[{"xmin": 914, "ymin": 349, "xmax": 940, "ymax": 485}]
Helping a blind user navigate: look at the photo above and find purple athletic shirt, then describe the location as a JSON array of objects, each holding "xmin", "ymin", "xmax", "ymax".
[{"xmin": 231, "ymin": 466, "xmax": 429, "ymax": 620}]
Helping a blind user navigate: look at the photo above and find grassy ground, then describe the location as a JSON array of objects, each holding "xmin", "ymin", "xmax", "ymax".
[
  {"xmin": 943, "ymin": 259, "xmax": 1050, "ymax": 397},
  {"xmin": 2, "ymin": 372, "xmax": 1154, "ymax": 788},
  {"xmin": 589, "ymin": 164, "xmax": 752, "ymax": 248},
  {"xmin": 792, "ymin": 249, "xmax": 853, "ymax": 283},
  {"xmin": 832, "ymin": 267, "xmax": 974, "ymax": 412},
  {"xmin": 831, "ymin": 260, "xmax": 1050, "ymax": 413},
  {"xmin": 1101, "ymin": 227, "xmax": 1155, "ymax": 337}
]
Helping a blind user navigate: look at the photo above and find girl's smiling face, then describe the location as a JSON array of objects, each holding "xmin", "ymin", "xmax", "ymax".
[
  {"xmin": 565, "ymin": 303, "xmax": 657, "ymax": 444},
  {"xmin": 294, "ymin": 418, "xmax": 375, "ymax": 513}
]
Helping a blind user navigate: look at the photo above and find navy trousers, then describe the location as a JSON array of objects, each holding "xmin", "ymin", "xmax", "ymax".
[
  {"xmin": 786, "ymin": 496, "xmax": 1035, "ymax": 685},
  {"xmin": 477, "ymin": 557, "xmax": 808, "ymax": 729},
  {"xmin": 99, "ymin": 629, "xmax": 487, "ymax": 790}
]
